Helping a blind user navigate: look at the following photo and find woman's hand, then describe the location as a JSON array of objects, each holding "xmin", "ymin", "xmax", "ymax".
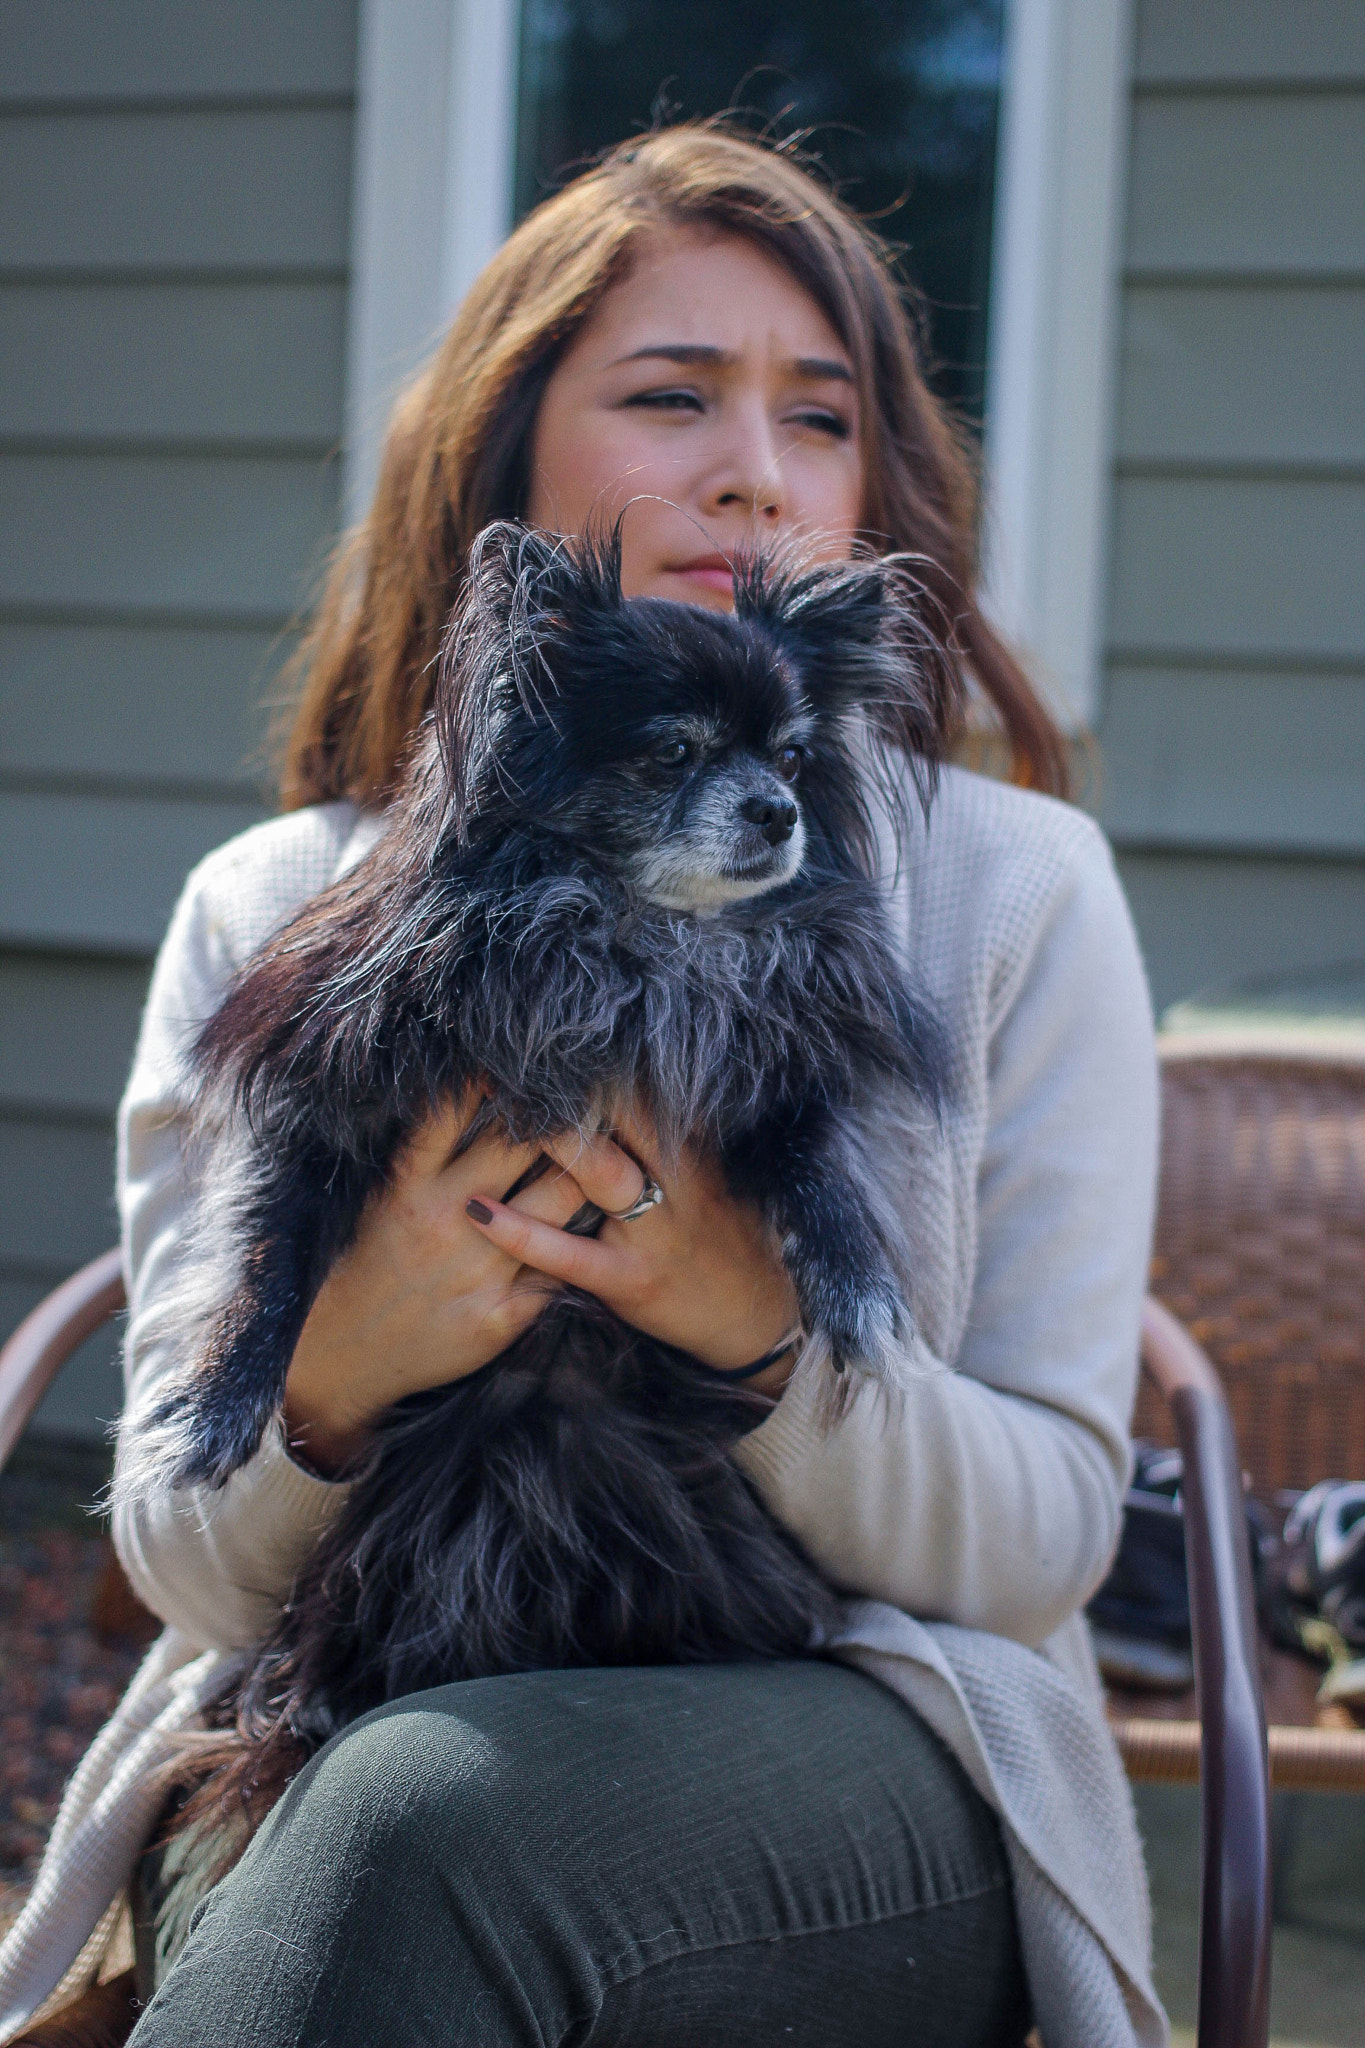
[
  {"xmin": 282, "ymin": 1093, "xmax": 589, "ymax": 1474},
  {"xmin": 463, "ymin": 1109, "xmax": 802, "ymax": 1398}
]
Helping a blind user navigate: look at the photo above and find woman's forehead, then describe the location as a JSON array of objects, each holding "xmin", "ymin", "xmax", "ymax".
[{"xmin": 574, "ymin": 225, "xmax": 852, "ymax": 373}]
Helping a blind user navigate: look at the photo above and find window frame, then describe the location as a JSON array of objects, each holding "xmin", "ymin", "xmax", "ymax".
[
  {"xmin": 344, "ymin": 0, "xmax": 1134, "ymax": 726},
  {"xmin": 343, "ymin": 0, "xmax": 521, "ymax": 526},
  {"xmin": 981, "ymin": 0, "xmax": 1134, "ymax": 727}
]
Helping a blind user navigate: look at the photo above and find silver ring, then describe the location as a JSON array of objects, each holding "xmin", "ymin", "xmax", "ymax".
[{"xmin": 604, "ymin": 1175, "xmax": 664, "ymax": 1223}]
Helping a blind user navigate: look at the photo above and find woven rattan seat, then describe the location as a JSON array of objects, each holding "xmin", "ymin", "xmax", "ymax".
[{"xmin": 1111, "ymin": 1036, "xmax": 1365, "ymax": 1794}]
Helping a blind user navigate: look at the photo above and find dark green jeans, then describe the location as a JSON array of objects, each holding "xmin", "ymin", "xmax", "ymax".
[{"xmin": 128, "ymin": 1660, "xmax": 1029, "ymax": 2046}]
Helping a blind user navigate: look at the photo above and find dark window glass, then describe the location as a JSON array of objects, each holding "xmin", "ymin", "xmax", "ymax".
[{"xmin": 514, "ymin": 0, "xmax": 1004, "ymax": 421}]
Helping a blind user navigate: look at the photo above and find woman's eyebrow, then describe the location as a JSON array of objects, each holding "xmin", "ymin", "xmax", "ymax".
[
  {"xmin": 608, "ymin": 344, "xmax": 734, "ymax": 369},
  {"xmin": 608, "ymin": 343, "xmax": 854, "ymax": 382},
  {"xmin": 790, "ymin": 356, "xmax": 854, "ymax": 384}
]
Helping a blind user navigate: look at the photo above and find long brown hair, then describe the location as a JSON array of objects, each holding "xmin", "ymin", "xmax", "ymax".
[{"xmin": 279, "ymin": 123, "xmax": 1066, "ymax": 809}]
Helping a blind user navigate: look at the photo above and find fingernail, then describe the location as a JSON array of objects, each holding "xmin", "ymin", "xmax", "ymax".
[{"xmin": 465, "ymin": 1198, "xmax": 494, "ymax": 1224}]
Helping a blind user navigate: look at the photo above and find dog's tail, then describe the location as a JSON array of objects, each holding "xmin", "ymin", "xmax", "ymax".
[{"xmin": 158, "ymin": 1716, "xmax": 311, "ymax": 1887}]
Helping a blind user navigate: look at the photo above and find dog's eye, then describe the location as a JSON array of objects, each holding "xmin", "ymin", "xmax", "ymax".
[
  {"xmin": 655, "ymin": 738, "xmax": 692, "ymax": 767},
  {"xmin": 775, "ymin": 746, "xmax": 803, "ymax": 783}
]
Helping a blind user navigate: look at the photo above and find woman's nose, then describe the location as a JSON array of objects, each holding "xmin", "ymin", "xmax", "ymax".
[
  {"xmin": 704, "ymin": 412, "xmax": 785, "ymax": 525},
  {"xmin": 712, "ymin": 476, "xmax": 782, "ymax": 523}
]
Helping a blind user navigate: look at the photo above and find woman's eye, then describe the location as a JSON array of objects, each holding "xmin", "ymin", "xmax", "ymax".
[
  {"xmin": 656, "ymin": 738, "xmax": 692, "ymax": 767},
  {"xmin": 625, "ymin": 388, "xmax": 704, "ymax": 415},
  {"xmin": 776, "ymin": 747, "xmax": 803, "ymax": 783},
  {"xmin": 790, "ymin": 409, "xmax": 851, "ymax": 440}
]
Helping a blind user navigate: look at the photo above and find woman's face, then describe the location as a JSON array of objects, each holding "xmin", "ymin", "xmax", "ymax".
[{"xmin": 524, "ymin": 227, "xmax": 865, "ymax": 608}]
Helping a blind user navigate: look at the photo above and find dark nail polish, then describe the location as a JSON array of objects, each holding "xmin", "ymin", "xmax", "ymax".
[{"xmin": 466, "ymin": 1198, "xmax": 494, "ymax": 1224}]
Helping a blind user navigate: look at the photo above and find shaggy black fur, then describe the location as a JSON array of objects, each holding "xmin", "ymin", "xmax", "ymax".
[{"xmin": 130, "ymin": 524, "xmax": 953, "ymax": 1822}]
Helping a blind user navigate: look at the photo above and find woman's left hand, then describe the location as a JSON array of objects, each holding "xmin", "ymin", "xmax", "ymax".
[{"xmin": 462, "ymin": 1111, "xmax": 801, "ymax": 1396}]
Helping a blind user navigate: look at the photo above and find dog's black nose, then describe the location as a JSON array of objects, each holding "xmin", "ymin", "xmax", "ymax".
[{"xmin": 740, "ymin": 794, "xmax": 799, "ymax": 846}]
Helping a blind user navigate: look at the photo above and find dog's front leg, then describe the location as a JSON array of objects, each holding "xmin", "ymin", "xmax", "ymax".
[
  {"xmin": 723, "ymin": 1104, "xmax": 911, "ymax": 1386},
  {"xmin": 149, "ymin": 1140, "xmax": 366, "ymax": 1490}
]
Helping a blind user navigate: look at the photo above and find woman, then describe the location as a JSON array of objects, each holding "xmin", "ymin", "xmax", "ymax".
[{"xmin": 0, "ymin": 126, "xmax": 1162, "ymax": 2047}]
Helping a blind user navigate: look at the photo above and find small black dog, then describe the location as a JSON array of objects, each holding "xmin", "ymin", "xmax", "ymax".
[{"xmin": 125, "ymin": 523, "xmax": 953, "ymax": 1825}]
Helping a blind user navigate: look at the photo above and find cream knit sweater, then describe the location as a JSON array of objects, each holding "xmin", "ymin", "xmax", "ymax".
[{"xmin": 0, "ymin": 766, "xmax": 1168, "ymax": 2045}]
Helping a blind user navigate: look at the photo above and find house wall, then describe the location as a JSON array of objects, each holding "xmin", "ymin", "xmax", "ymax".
[
  {"xmin": 1099, "ymin": 0, "xmax": 1365, "ymax": 1012},
  {"xmin": 0, "ymin": 1, "xmax": 357, "ymax": 1436}
]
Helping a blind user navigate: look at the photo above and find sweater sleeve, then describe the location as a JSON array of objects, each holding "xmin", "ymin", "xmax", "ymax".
[
  {"xmin": 734, "ymin": 824, "xmax": 1159, "ymax": 1647},
  {"xmin": 110, "ymin": 824, "xmax": 357, "ymax": 1652}
]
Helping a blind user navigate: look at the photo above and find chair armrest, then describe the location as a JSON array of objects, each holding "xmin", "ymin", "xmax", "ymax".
[
  {"xmin": 1140, "ymin": 1296, "xmax": 1272, "ymax": 2048},
  {"xmin": 0, "ymin": 1249, "xmax": 126, "ymax": 1471}
]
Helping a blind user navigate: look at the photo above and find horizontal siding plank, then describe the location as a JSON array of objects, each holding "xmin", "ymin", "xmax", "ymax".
[
  {"xmin": 0, "ymin": 623, "xmax": 282, "ymax": 788},
  {"xmin": 0, "ymin": 107, "xmax": 352, "ymax": 273},
  {"xmin": 0, "ymin": 1275, "xmax": 122, "ymax": 1443},
  {"xmin": 0, "ymin": 452, "xmax": 339, "ymax": 620},
  {"xmin": 0, "ymin": 1113, "xmax": 117, "ymax": 1271},
  {"xmin": 1107, "ymin": 475, "xmax": 1365, "ymax": 662},
  {"xmin": 1135, "ymin": 0, "xmax": 1365, "ymax": 85},
  {"xmin": 0, "ymin": 790, "xmax": 265, "ymax": 955},
  {"xmin": 1101, "ymin": 666, "xmax": 1365, "ymax": 853},
  {"xmin": 0, "ymin": 953, "xmax": 149, "ymax": 1117},
  {"xmin": 1117, "ymin": 849, "xmax": 1365, "ymax": 1015},
  {"xmin": 0, "ymin": 281, "xmax": 344, "ymax": 444},
  {"xmin": 1116, "ymin": 284, "xmax": 1365, "ymax": 465},
  {"xmin": 1127, "ymin": 94, "xmax": 1365, "ymax": 274},
  {"xmin": 0, "ymin": 0, "xmax": 356, "ymax": 103}
]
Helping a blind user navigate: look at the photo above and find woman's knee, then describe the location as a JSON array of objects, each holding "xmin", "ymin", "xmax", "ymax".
[
  {"xmin": 266, "ymin": 1690, "xmax": 558, "ymax": 1898},
  {"xmin": 132, "ymin": 1696, "xmax": 597, "ymax": 2046}
]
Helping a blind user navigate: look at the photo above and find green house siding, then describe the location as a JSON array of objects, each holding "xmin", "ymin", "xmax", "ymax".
[
  {"xmin": 1100, "ymin": 0, "xmax": 1365, "ymax": 1010},
  {"xmin": 0, "ymin": 0, "xmax": 357, "ymax": 1436}
]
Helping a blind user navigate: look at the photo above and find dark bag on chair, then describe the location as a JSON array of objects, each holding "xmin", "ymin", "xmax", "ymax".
[{"xmin": 1088, "ymin": 1444, "xmax": 1196, "ymax": 1690}]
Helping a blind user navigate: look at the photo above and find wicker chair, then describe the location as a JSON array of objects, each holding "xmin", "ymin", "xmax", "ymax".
[
  {"xmin": 1107, "ymin": 1040, "xmax": 1365, "ymax": 2048},
  {"xmin": 1110, "ymin": 1039, "xmax": 1365, "ymax": 1790}
]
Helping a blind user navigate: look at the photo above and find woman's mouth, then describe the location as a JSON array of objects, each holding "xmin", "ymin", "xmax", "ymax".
[{"xmin": 669, "ymin": 555, "xmax": 735, "ymax": 595}]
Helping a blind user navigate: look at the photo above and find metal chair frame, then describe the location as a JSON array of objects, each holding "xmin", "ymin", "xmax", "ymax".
[{"xmin": 0, "ymin": 1258, "xmax": 1273, "ymax": 2045}]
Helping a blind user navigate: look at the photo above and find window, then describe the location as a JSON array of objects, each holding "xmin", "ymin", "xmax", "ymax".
[{"xmin": 515, "ymin": 0, "xmax": 1005, "ymax": 421}]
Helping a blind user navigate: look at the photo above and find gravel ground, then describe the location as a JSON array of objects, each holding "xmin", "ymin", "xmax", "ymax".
[{"xmin": 0, "ymin": 1441, "xmax": 156, "ymax": 1940}]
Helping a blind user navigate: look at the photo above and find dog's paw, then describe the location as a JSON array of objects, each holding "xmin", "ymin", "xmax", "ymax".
[
  {"xmin": 786, "ymin": 1235, "xmax": 910, "ymax": 1386},
  {"xmin": 110, "ymin": 1384, "xmax": 207, "ymax": 1512},
  {"xmin": 166, "ymin": 1375, "xmax": 277, "ymax": 1488},
  {"xmin": 113, "ymin": 1369, "xmax": 278, "ymax": 1508},
  {"xmin": 824, "ymin": 1276, "xmax": 911, "ymax": 1385}
]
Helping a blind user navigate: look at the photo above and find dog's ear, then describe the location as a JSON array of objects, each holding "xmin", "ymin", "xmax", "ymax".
[
  {"xmin": 461, "ymin": 520, "xmax": 623, "ymax": 656},
  {"xmin": 431, "ymin": 521, "xmax": 624, "ymax": 844},
  {"xmin": 736, "ymin": 553, "xmax": 887, "ymax": 661},
  {"xmin": 738, "ymin": 551, "xmax": 963, "ymax": 828}
]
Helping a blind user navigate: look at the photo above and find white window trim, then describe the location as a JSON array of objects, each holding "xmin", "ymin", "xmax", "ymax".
[
  {"xmin": 982, "ymin": 0, "xmax": 1134, "ymax": 728},
  {"xmin": 344, "ymin": 0, "xmax": 521, "ymax": 527},
  {"xmin": 344, "ymin": 0, "xmax": 1134, "ymax": 728}
]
